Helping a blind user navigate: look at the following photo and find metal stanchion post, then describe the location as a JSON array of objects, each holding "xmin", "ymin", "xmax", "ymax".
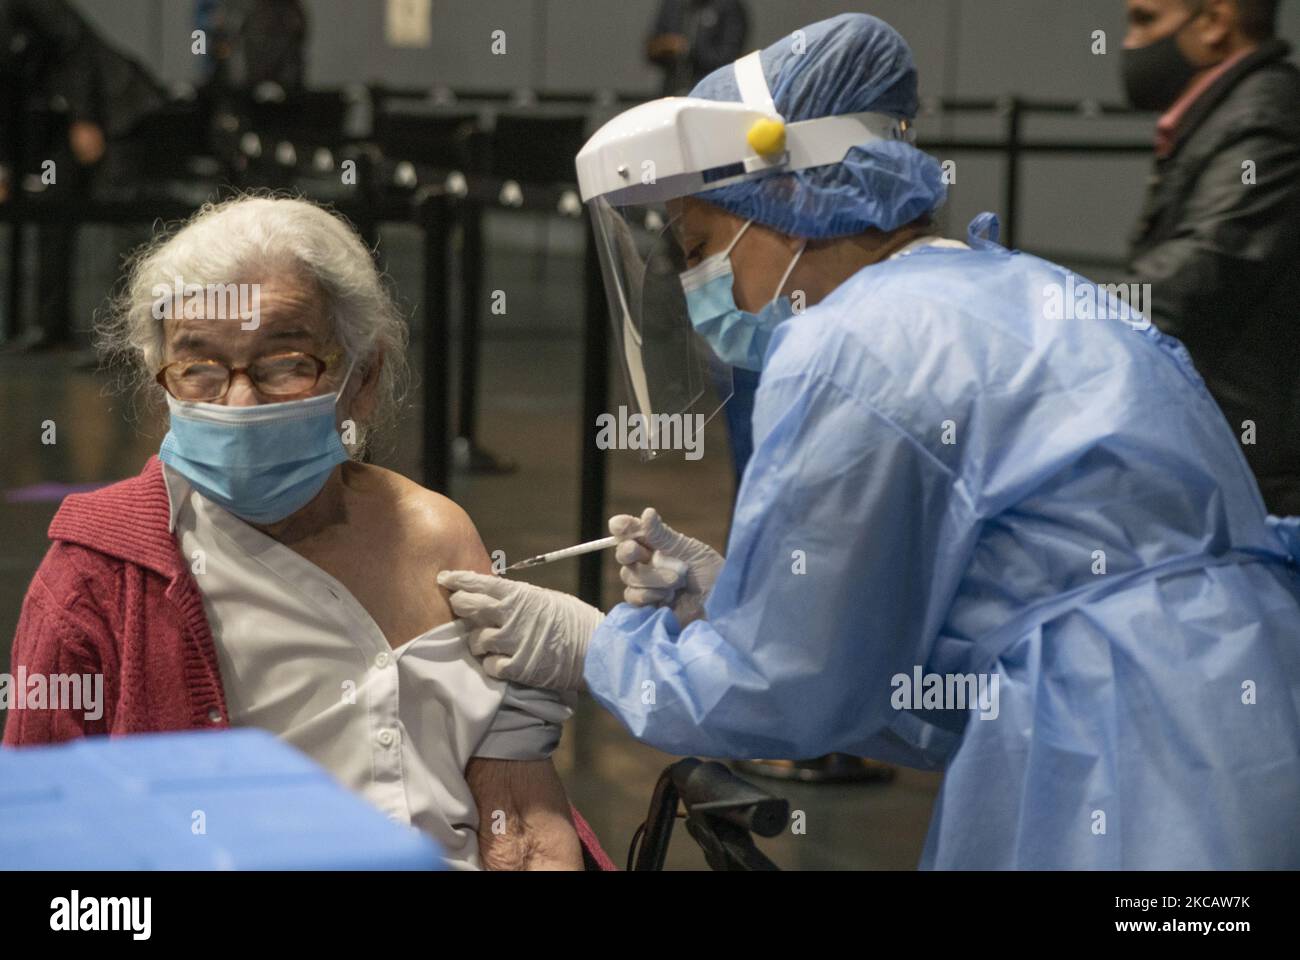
[
  {"xmin": 1004, "ymin": 96, "xmax": 1023, "ymax": 250},
  {"xmin": 420, "ymin": 191, "xmax": 453, "ymax": 493},
  {"xmin": 457, "ymin": 199, "xmax": 483, "ymax": 442},
  {"xmin": 4, "ymin": 71, "xmax": 28, "ymax": 343},
  {"xmin": 450, "ymin": 191, "xmax": 514, "ymax": 474},
  {"xmin": 3, "ymin": 195, "xmax": 22, "ymax": 344},
  {"xmin": 577, "ymin": 218, "xmax": 609, "ymax": 607}
]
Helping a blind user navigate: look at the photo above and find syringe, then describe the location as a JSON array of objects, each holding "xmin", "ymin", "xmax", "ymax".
[{"xmin": 504, "ymin": 536, "xmax": 620, "ymax": 572}]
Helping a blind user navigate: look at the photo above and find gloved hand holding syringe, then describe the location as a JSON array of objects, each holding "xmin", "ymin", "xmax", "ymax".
[
  {"xmin": 439, "ymin": 508, "xmax": 718, "ymax": 691},
  {"xmin": 504, "ymin": 512, "xmax": 711, "ymax": 623},
  {"xmin": 504, "ymin": 533, "xmax": 689, "ymax": 581},
  {"xmin": 503, "ymin": 536, "xmax": 620, "ymax": 572}
]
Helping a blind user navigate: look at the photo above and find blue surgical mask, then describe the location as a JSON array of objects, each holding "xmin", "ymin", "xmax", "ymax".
[
  {"xmin": 159, "ymin": 361, "xmax": 356, "ymax": 524},
  {"xmin": 680, "ymin": 219, "xmax": 806, "ymax": 371}
]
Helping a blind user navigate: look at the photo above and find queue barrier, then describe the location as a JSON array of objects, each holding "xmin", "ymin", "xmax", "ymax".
[{"xmin": 0, "ymin": 86, "xmax": 1156, "ymax": 606}]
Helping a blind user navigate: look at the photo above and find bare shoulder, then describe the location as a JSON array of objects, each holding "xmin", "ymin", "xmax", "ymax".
[{"xmin": 347, "ymin": 463, "xmax": 490, "ymax": 573}]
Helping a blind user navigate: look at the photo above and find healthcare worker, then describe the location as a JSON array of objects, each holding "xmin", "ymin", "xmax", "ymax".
[{"xmin": 439, "ymin": 13, "xmax": 1300, "ymax": 869}]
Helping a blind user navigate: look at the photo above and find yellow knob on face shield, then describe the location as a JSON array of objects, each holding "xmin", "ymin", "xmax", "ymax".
[{"xmin": 746, "ymin": 118, "xmax": 787, "ymax": 157}]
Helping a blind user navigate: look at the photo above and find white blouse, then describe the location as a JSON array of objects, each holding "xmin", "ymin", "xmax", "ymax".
[{"xmin": 163, "ymin": 465, "xmax": 571, "ymax": 870}]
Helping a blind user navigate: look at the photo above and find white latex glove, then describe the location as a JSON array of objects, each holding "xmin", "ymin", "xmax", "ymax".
[
  {"xmin": 608, "ymin": 507, "xmax": 724, "ymax": 626},
  {"xmin": 437, "ymin": 570, "xmax": 603, "ymax": 692}
]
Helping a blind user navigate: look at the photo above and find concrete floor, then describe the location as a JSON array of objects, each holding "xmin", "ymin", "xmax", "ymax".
[{"xmin": 0, "ymin": 215, "xmax": 940, "ymax": 869}]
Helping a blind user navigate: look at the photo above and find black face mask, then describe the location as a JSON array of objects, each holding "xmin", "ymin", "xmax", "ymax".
[{"xmin": 1122, "ymin": 17, "xmax": 1201, "ymax": 111}]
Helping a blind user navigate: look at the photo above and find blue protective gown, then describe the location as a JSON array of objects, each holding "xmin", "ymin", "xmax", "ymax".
[{"xmin": 584, "ymin": 233, "xmax": 1300, "ymax": 869}]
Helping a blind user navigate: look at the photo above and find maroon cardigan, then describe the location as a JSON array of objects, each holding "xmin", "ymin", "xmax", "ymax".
[{"xmin": 4, "ymin": 456, "xmax": 616, "ymax": 870}]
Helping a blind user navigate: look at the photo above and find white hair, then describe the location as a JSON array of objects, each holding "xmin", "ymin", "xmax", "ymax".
[{"xmin": 98, "ymin": 192, "xmax": 410, "ymax": 451}]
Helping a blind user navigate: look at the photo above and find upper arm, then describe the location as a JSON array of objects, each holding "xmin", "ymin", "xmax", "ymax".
[
  {"xmin": 713, "ymin": 374, "xmax": 969, "ymax": 748},
  {"xmin": 584, "ymin": 370, "xmax": 974, "ymax": 762},
  {"xmin": 392, "ymin": 480, "xmax": 580, "ymax": 868},
  {"xmin": 425, "ymin": 495, "xmax": 492, "ymax": 574},
  {"xmin": 464, "ymin": 757, "xmax": 583, "ymax": 871},
  {"xmin": 4, "ymin": 561, "xmax": 104, "ymax": 746},
  {"xmin": 402, "ymin": 484, "xmax": 493, "ymax": 622}
]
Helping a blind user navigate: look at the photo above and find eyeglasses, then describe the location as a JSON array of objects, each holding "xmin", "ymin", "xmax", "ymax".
[{"xmin": 155, "ymin": 350, "xmax": 343, "ymax": 402}]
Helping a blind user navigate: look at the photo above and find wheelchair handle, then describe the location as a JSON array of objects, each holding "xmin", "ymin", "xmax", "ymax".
[
  {"xmin": 630, "ymin": 757, "xmax": 790, "ymax": 870},
  {"xmin": 671, "ymin": 758, "xmax": 789, "ymax": 838}
]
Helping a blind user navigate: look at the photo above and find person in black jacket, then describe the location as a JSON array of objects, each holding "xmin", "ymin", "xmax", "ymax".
[
  {"xmin": 1122, "ymin": 0, "xmax": 1300, "ymax": 515},
  {"xmin": 202, "ymin": 0, "xmax": 308, "ymax": 95},
  {"xmin": 647, "ymin": 0, "xmax": 749, "ymax": 96},
  {"xmin": 0, "ymin": 0, "xmax": 163, "ymax": 351}
]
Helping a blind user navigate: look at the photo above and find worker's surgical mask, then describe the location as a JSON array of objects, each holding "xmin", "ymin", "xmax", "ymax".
[
  {"xmin": 680, "ymin": 219, "xmax": 807, "ymax": 372},
  {"xmin": 159, "ymin": 360, "xmax": 357, "ymax": 524},
  {"xmin": 1121, "ymin": 12, "xmax": 1202, "ymax": 112}
]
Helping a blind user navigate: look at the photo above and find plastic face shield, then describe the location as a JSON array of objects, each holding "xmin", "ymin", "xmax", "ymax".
[
  {"xmin": 588, "ymin": 196, "xmax": 733, "ymax": 461},
  {"xmin": 576, "ymin": 52, "xmax": 915, "ymax": 461}
]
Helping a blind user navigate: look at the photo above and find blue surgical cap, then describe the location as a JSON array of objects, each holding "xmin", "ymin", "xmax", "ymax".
[{"xmin": 690, "ymin": 13, "xmax": 947, "ymax": 239}]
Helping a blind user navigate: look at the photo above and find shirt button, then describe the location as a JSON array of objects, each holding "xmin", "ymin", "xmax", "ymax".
[
  {"xmin": 374, "ymin": 651, "xmax": 391, "ymax": 669},
  {"xmin": 377, "ymin": 728, "xmax": 397, "ymax": 748},
  {"xmin": 207, "ymin": 708, "xmax": 222, "ymax": 724}
]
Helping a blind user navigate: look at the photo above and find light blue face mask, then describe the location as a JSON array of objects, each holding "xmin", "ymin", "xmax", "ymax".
[
  {"xmin": 159, "ymin": 360, "xmax": 356, "ymax": 525},
  {"xmin": 679, "ymin": 219, "xmax": 807, "ymax": 371}
]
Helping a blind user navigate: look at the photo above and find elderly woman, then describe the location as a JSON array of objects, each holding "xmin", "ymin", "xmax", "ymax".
[{"xmin": 5, "ymin": 194, "xmax": 608, "ymax": 871}]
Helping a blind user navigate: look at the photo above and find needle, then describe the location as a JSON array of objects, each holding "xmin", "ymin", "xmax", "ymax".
[{"xmin": 504, "ymin": 536, "xmax": 619, "ymax": 572}]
